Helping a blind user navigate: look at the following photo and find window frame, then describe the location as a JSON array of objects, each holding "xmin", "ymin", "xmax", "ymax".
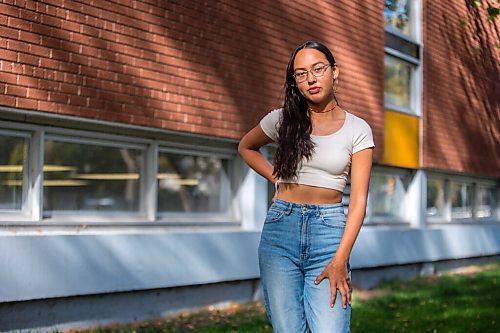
[
  {"xmin": 365, "ymin": 166, "xmax": 413, "ymax": 225},
  {"xmin": 42, "ymin": 133, "xmax": 149, "ymax": 221},
  {"xmin": 425, "ymin": 177, "xmax": 447, "ymax": 221},
  {"xmin": 384, "ymin": 53, "xmax": 417, "ymax": 113},
  {"xmin": 155, "ymin": 145, "xmax": 236, "ymax": 224},
  {"xmin": 384, "ymin": 0, "xmax": 422, "ymax": 117}
]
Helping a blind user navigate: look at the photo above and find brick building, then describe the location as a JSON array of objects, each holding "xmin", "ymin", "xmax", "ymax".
[{"xmin": 0, "ymin": 0, "xmax": 499, "ymax": 330}]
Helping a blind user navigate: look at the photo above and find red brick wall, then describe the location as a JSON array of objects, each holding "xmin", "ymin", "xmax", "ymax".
[
  {"xmin": 0, "ymin": 0, "xmax": 385, "ymax": 161},
  {"xmin": 422, "ymin": 0, "xmax": 500, "ymax": 177}
]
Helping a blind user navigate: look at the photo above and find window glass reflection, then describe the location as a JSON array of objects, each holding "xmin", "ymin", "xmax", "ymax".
[
  {"xmin": 370, "ymin": 174, "xmax": 408, "ymax": 220},
  {"xmin": 43, "ymin": 140, "xmax": 143, "ymax": 212},
  {"xmin": 385, "ymin": 0, "xmax": 412, "ymax": 37},
  {"xmin": 427, "ymin": 179, "xmax": 446, "ymax": 218},
  {"xmin": 0, "ymin": 135, "xmax": 27, "ymax": 210},
  {"xmin": 157, "ymin": 152, "xmax": 229, "ymax": 213},
  {"xmin": 476, "ymin": 184, "xmax": 497, "ymax": 219},
  {"xmin": 450, "ymin": 181, "xmax": 473, "ymax": 219},
  {"xmin": 385, "ymin": 55, "xmax": 412, "ymax": 109}
]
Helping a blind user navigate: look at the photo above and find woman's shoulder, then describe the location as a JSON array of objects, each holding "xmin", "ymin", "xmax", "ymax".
[
  {"xmin": 344, "ymin": 110, "xmax": 375, "ymax": 151},
  {"xmin": 345, "ymin": 110, "xmax": 372, "ymax": 130},
  {"xmin": 261, "ymin": 107, "xmax": 283, "ymax": 123},
  {"xmin": 259, "ymin": 108, "xmax": 283, "ymax": 141},
  {"xmin": 268, "ymin": 107, "xmax": 283, "ymax": 117}
]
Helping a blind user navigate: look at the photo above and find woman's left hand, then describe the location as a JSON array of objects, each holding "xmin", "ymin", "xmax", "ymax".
[{"xmin": 314, "ymin": 257, "xmax": 352, "ymax": 309}]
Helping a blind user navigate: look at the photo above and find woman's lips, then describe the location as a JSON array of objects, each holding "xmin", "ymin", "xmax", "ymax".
[{"xmin": 307, "ymin": 87, "xmax": 320, "ymax": 94}]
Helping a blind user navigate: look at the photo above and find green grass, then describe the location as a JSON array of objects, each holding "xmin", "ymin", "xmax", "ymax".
[
  {"xmin": 74, "ymin": 262, "xmax": 499, "ymax": 333},
  {"xmin": 351, "ymin": 262, "xmax": 499, "ymax": 333}
]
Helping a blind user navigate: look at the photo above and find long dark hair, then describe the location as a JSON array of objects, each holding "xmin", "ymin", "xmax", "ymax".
[{"xmin": 274, "ymin": 41, "xmax": 339, "ymax": 180}]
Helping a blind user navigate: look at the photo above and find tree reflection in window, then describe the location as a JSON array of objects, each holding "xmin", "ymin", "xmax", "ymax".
[
  {"xmin": 427, "ymin": 179, "xmax": 446, "ymax": 217},
  {"xmin": 157, "ymin": 152, "xmax": 229, "ymax": 213},
  {"xmin": 476, "ymin": 185, "xmax": 497, "ymax": 219},
  {"xmin": 370, "ymin": 173, "xmax": 409, "ymax": 220},
  {"xmin": 451, "ymin": 182, "xmax": 473, "ymax": 219},
  {"xmin": 43, "ymin": 140, "xmax": 142, "ymax": 212},
  {"xmin": 0, "ymin": 135, "xmax": 27, "ymax": 210},
  {"xmin": 384, "ymin": 55, "xmax": 412, "ymax": 109},
  {"xmin": 385, "ymin": 0, "xmax": 411, "ymax": 36}
]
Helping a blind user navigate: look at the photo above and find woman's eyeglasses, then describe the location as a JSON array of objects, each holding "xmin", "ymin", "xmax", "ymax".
[{"xmin": 293, "ymin": 64, "xmax": 331, "ymax": 83}]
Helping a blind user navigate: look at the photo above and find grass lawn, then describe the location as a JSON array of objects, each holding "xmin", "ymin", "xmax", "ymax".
[
  {"xmin": 351, "ymin": 262, "xmax": 499, "ymax": 333},
  {"xmin": 75, "ymin": 262, "xmax": 499, "ymax": 333}
]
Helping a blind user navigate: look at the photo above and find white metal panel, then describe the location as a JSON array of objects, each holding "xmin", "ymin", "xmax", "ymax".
[
  {"xmin": 0, "ymin": 231, "xmax": 261, "ymax": 302},
  {"xmin": 1, "ymin": 225, "xmax": 499, "ymax": 302}
]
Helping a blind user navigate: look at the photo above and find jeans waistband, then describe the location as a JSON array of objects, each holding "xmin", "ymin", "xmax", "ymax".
[{"xmin": 273, "ymin": 198, "xmax": 344, "ymax": 215}]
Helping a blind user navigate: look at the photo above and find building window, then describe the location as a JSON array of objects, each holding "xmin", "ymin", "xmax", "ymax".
[
  {"xmin": 426, "ymin": 178, "xmax": 446, "ymax": 218},
  {"xmin": 427, "ymin": 174, "xmax": 499, "ymax": 223},
  {"xmin": 384, "ymin": 0, "xmax": 421, "ymax": 115},
  {"xmin": 384, "ymin": 0, "xmax": 414, "ymax": 37},
  {"xmin": 43, "ymin": 138, "xmax": 145, "ymax": 215},
  {"xmin": 450, "ymin": 181, "xmax": 474, "ymax": 219},
  {"xmin": 157, "ymin": 151, "xmax": 231, "ymax": 215},
  {"xmin": 476, "ymin": 184, "xmax": 497, "ymax": 219},
  {"xmin": 384, "ymin": 55, "xmax": 412, "ymax": 109},
  {"xmin": 365, "ymin": 168, "xmax": 412, "ymax": 224},
  {"xmin": 0, "ymin": 121, "xmax": 237, "ymax": 225},
  {"xmin": 0, "ymin": 133, "xmax": 28, "ymax": 211},
  {"xmin": 369, "ymin": 173, "xmax": 408, "ymax": 222}
]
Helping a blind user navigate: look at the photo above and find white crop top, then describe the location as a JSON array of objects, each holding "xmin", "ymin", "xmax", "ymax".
[{"xmin": 260, "ymin": 108, "xmax": 375, "ymax": 192}]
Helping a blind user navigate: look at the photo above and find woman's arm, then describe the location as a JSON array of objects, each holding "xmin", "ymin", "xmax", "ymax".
[
  {"xmin": 238, "ymin": 124, "xmax": 277, "ymax": 184},
  {"xmin": 315, "ymin": 147, "xmax": 374, "ymax": 308}
]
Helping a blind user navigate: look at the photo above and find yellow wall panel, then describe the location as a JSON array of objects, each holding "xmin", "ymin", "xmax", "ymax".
[{"xmin": 382, "ymin": 110, "xmax": 420, "ymax": 169}]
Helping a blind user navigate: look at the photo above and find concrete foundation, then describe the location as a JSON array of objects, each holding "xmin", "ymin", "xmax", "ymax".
[{"xmin": 351, "ymin": 254, "xmax": 500, "ymax": 288}]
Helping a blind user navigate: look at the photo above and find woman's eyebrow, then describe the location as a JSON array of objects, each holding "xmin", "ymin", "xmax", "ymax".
[{"xmin": 294, "ymin": 61, "xmax": 325, "ymax": 71}]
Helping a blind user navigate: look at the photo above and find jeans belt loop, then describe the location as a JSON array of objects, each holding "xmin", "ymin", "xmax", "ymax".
[{"xmin": 285, "ymin": 201, "xmax": 292, "ymax": 215}]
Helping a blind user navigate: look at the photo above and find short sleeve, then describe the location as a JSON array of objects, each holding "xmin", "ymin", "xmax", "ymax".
[
  {"xmin": 259, "ymin": 108, "xmax": 282, "ymax": 142},
  {"xmin": 352, "ymin": 117, "xmax": 375, "ymax": 154}
]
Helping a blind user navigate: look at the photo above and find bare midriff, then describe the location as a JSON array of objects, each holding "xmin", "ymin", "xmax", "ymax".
[{"xmin": 275, "ymin": 183, "xmax": 343, "ymax": 204}]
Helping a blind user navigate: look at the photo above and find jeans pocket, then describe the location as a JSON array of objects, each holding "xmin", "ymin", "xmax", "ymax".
[
  {"xmin": 319, "ymin": 212, "xmax": 346, "ymax": 228},
  {"xmin": 264, "ymin": 207, "xmax": 286, "ymax": 224}
]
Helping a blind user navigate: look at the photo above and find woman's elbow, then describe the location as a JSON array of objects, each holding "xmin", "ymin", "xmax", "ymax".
[{"xmin": 237, "ymin": 139, "xmax": 247, "ymax": 155}]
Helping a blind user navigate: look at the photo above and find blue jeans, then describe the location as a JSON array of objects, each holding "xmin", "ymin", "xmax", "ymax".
[{"xmin": 258, "ymin": 199, "xmax": 351, "ymax": 333}]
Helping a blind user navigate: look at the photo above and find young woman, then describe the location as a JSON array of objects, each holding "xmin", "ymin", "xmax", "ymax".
[{"xmin": 238, "ymin": 41, "xmax": 375, "ymax": 332}]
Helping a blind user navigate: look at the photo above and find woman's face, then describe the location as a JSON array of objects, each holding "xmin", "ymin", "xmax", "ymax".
[{"xmin": 293, "ymin": 48, "xmax": 338, "ymax": 105}]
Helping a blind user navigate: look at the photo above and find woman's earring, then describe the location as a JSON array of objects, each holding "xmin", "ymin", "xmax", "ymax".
[{"xmin": 333, "ymin": 77, "xmax": 339, "ymax": 93}]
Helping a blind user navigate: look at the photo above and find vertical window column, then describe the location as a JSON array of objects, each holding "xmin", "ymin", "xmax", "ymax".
[
  {"xmin": 384, "ymin": 0, "xmax": 422, "ymax": 116},
  {"xmin": 382, "ymin": 0, "xmax": 424, "ymax": 228},
  {"xmin": 29, "ymin": 130, "xmax": 44, "ymax": 221},
  {"xmin": 144, "ymin": 143, "xmax": 158, "ymax": 221}
]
